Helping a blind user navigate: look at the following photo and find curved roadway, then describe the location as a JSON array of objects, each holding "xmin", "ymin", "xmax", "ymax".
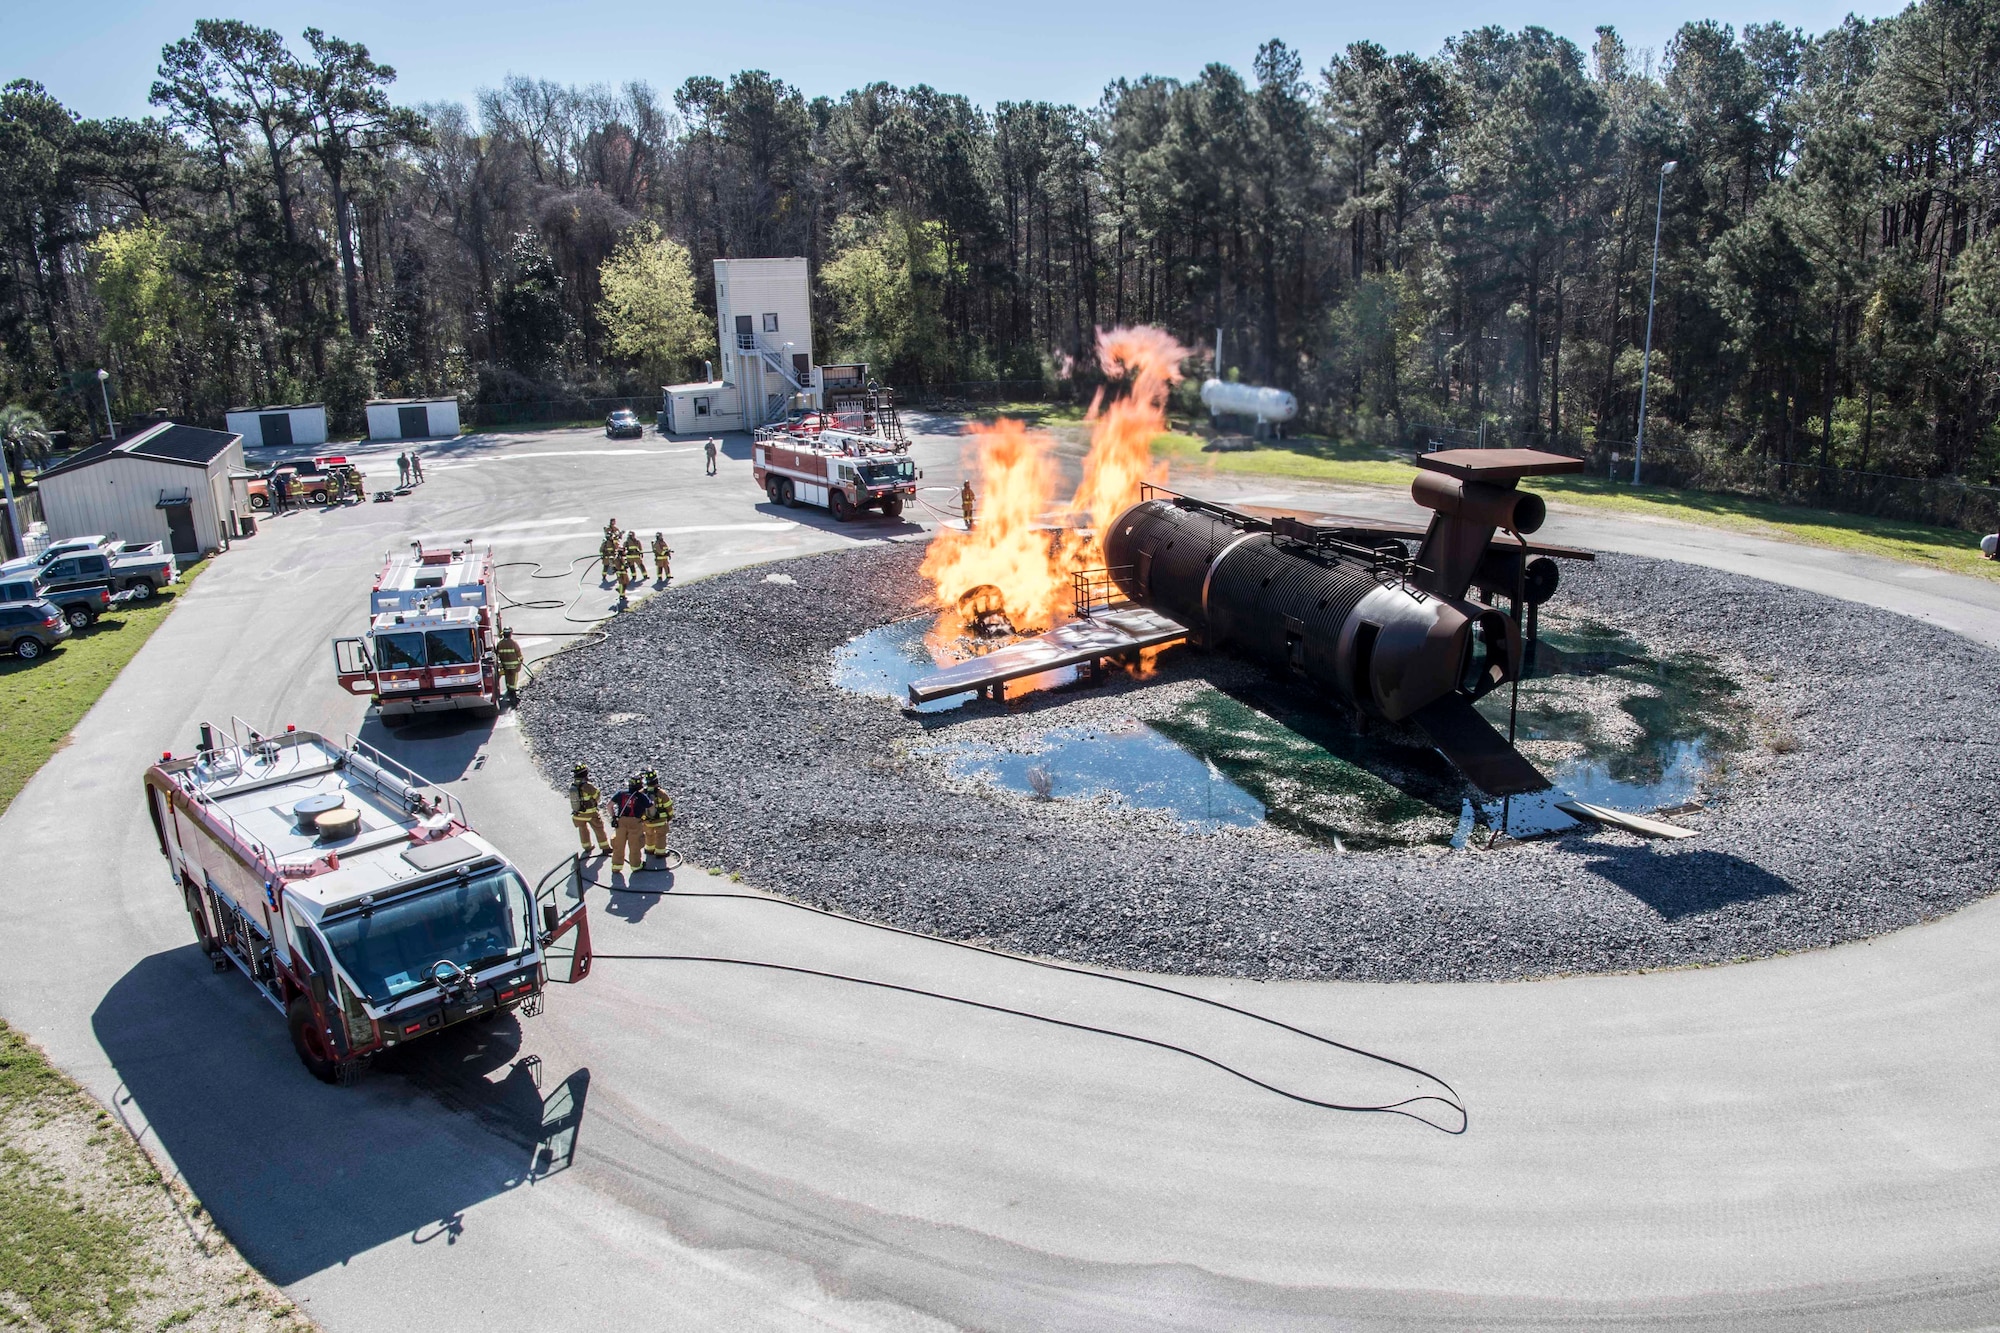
[{"xmin": 1, "ymin": 420, "xmax": 1997, "ymax": 1330}]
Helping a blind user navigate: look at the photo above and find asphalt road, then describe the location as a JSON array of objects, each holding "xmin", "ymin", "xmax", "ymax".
[{"xmin": 2, "ymin": 417, "xmax": 1998, "ymax": 1330}]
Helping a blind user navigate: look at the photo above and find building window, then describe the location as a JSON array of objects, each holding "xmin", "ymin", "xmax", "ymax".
[
  {"xmin": 762, "ymin": 313, "xmax": 780, "ymax": 333},
  {"xmin": 694, "ymin": 397, "xmax": 711, "ymax": 417}
]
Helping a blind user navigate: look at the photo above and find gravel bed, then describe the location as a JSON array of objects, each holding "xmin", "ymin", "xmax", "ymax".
[{"xmin": 519, "ymin": 540, "xmax": 2000, "ymax": 982}]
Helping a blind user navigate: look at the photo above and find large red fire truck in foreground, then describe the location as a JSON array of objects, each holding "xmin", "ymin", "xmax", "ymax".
[
  {"xmin": 753, "ymin": 426, "xmax": 920, "ymax": 522},
  {"xmin": 145, "ymin": 720, "xmax": 591, "ymax": 1083},
  {"xmin": 333, "ymin": 543, "xmax": 504, "ymax": 717}
]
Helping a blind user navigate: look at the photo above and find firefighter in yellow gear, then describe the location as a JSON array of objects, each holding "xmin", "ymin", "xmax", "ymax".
[
  {"xmin": 494, "ymin": 629, "xmax": 524, "ymax": 701},
  {"xmin": 961, "ymin": 479, "xmax": 976, "ymax": 530},
  {"xmin": 608, "ymin": 775, "xmax": 652, "ymax": 872},
  {"xmin": 622, "ymin": 532, "xmax": 644, "ymax": 580},
  {"xmin": 568, "ymin": 764, "xmax": 607, "ymax": 852},
  {"xmin": 614, "ymin": 561, "xmax": 630, "ymax": 607},
  {"xmin": 651, "ymin": 534, "xmax": 672, "ymax": 583},
  {"xmin": 641, "ymin": 768, "xmax": 673, "ymax": 858},
  {"xmin": 599, "ymin": 534, "xmax": 619, "ymax": 581}
]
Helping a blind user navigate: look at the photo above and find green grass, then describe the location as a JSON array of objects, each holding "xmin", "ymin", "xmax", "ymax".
[
  {"xmin": 0, "ymin": 562, "xmax": 207, "ymax": 816},
  {"xmin": 1146, "ymin": 433, "xmax": 1998, "ymax": 580},
  {"xmin": 0, "ymin": 1023, "xmax": 145, "ymax": 1332}
]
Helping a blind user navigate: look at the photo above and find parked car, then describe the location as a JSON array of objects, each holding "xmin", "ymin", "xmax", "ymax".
[
  {"xmin": 24, "ymin": 542, "xmax": 177, "ymax": 602},
  {"xmin": 606, "ymin": 409, "xmax": 644, "ymax": 439},
  {"xmin": 0, "ymin": 571, "xmax": 114, "ymax": 629},
  {"xmin": 0, "ymin": 600, "xmax": 72, "ymax": 660}
]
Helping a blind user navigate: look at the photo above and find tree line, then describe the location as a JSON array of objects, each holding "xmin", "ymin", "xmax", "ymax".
[{"xmin": 3, "ymin": 2, "xmax": 1999, "ymax": 489}]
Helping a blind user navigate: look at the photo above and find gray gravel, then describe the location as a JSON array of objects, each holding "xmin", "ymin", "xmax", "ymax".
[{"xmin": 520, "ymin": 540, "xmax": 2000, "ymax": 982}]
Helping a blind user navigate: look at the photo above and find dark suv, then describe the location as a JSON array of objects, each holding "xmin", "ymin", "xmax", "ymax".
[{"xmin": 0, "ymin": 600, "xmax": 73, "ymax": 660}]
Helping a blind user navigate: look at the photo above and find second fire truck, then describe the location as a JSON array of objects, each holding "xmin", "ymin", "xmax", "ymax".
[
  {"xmin": 752, "ymin": 426, "xmax": 919, "ymax": 522},
  {"xmin": 333, "ymin": 542, "xmax": 505, "ymax": 717}
]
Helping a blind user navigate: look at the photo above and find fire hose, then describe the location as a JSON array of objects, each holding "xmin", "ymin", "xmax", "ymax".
[{"xmin": 559, "ymin": 864, "xmax": 1466, "ymax": 1133}]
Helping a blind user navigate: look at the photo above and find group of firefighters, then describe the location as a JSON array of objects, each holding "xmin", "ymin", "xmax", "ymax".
[
  {"xmin": 599, "ymin": 519, "xmax": 673, "ymax": 604},
  {"xmin": 567, "ymin": 763, "xmax": 674, "ymax": 872}
]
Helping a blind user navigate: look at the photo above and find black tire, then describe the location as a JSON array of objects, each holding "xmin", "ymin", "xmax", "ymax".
[
  {"xmin": 829, "ymin": 489, "xmax": 855, "ymax": 522},
  {"xmin": 765, "ymin": 477, "xmax": 783, "ymax": 506},
  {"xmin": 880, "ymin": 495, "xmax": 905, "ymax": 519},
  {"xmin": 12, "ymin": 636, "xmax": 43, "ymax": 660},
  {"xmin": 124, "ymin": 579, "xmax": 155, "ymax": 602},
  {"xmin": 779, "ymin": 478, "xmax": 796, "ymax": 507},
  {"xmin": 286, "ymin": 996, "xmax": 341, "ymax": 1084},
  {"xmin": 64, "ymin": 605, "xmax": 93, "ymax": 630}
]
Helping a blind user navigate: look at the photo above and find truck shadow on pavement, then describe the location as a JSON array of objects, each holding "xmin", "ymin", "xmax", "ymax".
[
  {"xmin": 357, "ymin": 712, "xmax": 496, "ymax": 783},
  {"xmin": 753, "ymin": 500, "xmax": 926, "ymax": 541},
  {"xmin": 94, "ymin": 945, "xmax": 589, "ymax": 1283}
]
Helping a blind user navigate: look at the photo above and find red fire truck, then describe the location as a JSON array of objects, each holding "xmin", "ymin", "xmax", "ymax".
[
  {"xmin": 752, "ymin": 426, "xmax": 920, "ymax": 522},
  {"xmin": 144, "ymin": 719, "xmax": 590, "ymax": 1083},
  {"xmin": 333, "ymin": 542, "xmax": 504, "ymax": 717}
]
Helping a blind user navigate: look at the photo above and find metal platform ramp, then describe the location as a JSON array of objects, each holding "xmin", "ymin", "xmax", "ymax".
[{"xmin": 908, "ymin": 607, "xmax": 1188, "ymax": 704}]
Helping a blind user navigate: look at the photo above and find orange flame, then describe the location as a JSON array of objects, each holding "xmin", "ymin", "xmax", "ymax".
[{"xmin": 922, "ymin": 325, "xmax": 1186, "ymax": 635}]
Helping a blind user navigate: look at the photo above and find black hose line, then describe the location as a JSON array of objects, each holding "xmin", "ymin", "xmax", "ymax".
[{"xmin": 567, "ymin": 869, "xmax": 1466, "ymax": 1133}]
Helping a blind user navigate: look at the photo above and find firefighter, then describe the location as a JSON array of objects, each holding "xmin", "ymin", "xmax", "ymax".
[
  {"xmin": 598, "ymin": 531, "xmax": 620, "ymax": 582},
  {"xmin": 568, "ymin": 764, "xmax": 607, "ymax": 853},
  {"xmin": 651, "ymin": 533, "xmax": 672, "ymax": 583},
  {"xmin": 961, "ymin": 479, "xmax": 976, "ymax": 530},
  {"xmin": 608, "ymin": 775, "xmax": 652, "ymax": 873},
  {"xmin": 641, "ymin": 768, "xmax": 673, "ymax": 859},
  {"xmin": 622, "ymin": 531, "xmax": 644, "ymax": 580},
  {"xmin": 614, "ymin": 559, "xmax": 630, "ymax": 609},
  {"xmin": 495, "ymin": 629, "xmax": 524, "ymax": 702}
]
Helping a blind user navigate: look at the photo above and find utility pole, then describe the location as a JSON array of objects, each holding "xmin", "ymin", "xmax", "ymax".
[
  {"xmin": 1214, "ymin": 326, "xmax": 1224, "ymax": 378},
  {"xmin": 1634, "ymin": 160, "xmax": 1676, "ymax": 486}
]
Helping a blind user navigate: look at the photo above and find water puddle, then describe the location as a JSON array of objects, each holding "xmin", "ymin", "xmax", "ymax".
[{"xmin": 835, "ymin": 615, "xmax": 1748, "ymax": 850}]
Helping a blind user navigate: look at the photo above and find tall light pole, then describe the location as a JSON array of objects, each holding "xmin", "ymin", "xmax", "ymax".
[
  {"xmin": 1634, "ymin": 160, "xmax": 1676, "ymax": 486},
  {"xmin": 96, "ymin": 368, "xmax": 115, "ymax": 441}
]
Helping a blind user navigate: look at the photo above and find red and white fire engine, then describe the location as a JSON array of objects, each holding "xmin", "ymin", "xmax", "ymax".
[
  {"xmin": 752, "ymin": 426, "xmax": 920, "ymax": 522},
  {"xmin": 333, "ymin": 542, "xmax": 504, "ymax": 717},
  {"xmin": 144, "ymin": 719, "xmax": 590, "ymax": 1084}
]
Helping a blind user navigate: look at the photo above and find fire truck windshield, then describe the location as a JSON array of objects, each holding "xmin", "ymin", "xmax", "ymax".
[
  {"xmin": 858, "ymin": 460, "xmax": 914, "ymax": 483},
  {"xmin": 371, "ymin": 627, "xmax": 478, "ymax": 671},
  {"xmin": 319, "ymin": 869, "xmax": 532, "ymax": 1004}
]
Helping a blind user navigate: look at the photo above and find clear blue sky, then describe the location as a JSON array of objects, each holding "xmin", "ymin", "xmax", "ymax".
[{"xmin": 9, "ymin": 0, "xmax": 1892, "ymax": 121}]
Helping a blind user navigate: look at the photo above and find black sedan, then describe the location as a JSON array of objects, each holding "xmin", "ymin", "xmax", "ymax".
[{"xmin": 605, "ymin": 409, "xmax": 645, "ymax": 439}]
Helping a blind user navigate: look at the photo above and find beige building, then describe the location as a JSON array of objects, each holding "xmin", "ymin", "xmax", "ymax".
[{"xmin": 35, "ymin": 422, "xmax": 246, "ymax": 559}]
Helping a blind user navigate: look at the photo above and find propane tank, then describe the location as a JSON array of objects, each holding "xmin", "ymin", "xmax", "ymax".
[{"xmin": 1200, "ymin": 378, "xmax": 1298, "ymax": 425}]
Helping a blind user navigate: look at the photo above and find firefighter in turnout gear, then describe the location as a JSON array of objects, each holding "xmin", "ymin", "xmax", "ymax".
[
  {"xmin": 614, "ymin": 560, "xmax": 631, "ymax": 609},
  {"xmin": 599, "ymin": 532, "xmax": 619, "ymax": 582},
  {"xmin": 622, "ymin": 532, "xmax": 645, "ymax": 581},
  {"xmin": 651, "ymin": 533, "xmax": 672, "ymax": 583},
  {"xmin": 641, "ymin": 768, "xmax": 673, "ymax": 859},
  {"xmin": 608, "ymin": 775, "xmax": 653, "ymax": 872},
  {"xmin": 495, "ymin": 629, "xmax": 524, "ymax": 702},
  {"xmin": 961, "ymin": 479, "xmax": 976, "ymax": 530},
  {"xmin": 569, "ymin": 764, "xmax": 608, "ymax": 853}
]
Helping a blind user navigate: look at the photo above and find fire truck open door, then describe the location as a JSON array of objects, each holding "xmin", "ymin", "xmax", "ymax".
[
  {"xmin": 535, "ymin": 856, "xmax": 593, "ymax": 984},
  {"xmin": 332, "ymin": 636, "xmax": 378, "ymax": 695}
]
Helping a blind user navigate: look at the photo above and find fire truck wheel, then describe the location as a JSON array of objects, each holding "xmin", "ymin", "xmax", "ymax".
[
  {"xmin": 829, "ymin": 489, "xmax": 855, "ymax": 522},
  {"xmin": 182, "ymin": 883, "xmax": 209, "ymax": 947},
  {"xmin": 765, "ymin": 477, "xmax": 783, "ymax": 506},
  {"xmin": 286, "ymin": 996, "xmax": 341, "ymax": 1084},
  {"xmin": 880, "ymin": 495, "xmax": 905, "ymax": 519},
  {"xmin": 779, "ymin": 478, "xmax": 796, "ymax": 507}
]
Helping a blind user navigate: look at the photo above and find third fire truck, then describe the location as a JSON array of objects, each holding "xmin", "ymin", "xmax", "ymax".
[
  {"xmin": 752, "ymin": 426, "xmax": 920, "ymax": 522},
  {"xmin": 333, "ymin": 542, "xmax": 505, "ymax": 717}
]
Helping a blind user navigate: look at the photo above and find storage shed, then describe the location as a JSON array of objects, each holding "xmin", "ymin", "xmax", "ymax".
[
  {"xmin": 660, "ymin": 381, "xmax": 743, "ymax": 434},
  {"xmin": 224, "ymin": 403, "xmax": 327, "ymax": 449},
  {"xmin": 365, "ymin": 397, "xmax": 460, "ymax": 441},
  {"xmin": 36, "ymin": 422, "xmax": 245, "ymax": 559}
]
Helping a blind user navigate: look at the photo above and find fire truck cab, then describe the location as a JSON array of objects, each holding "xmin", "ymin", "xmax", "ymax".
[
  {"xmin": 333, "ymin": 542, "xmax": 503, "ymax": 717},
  {"xmin": 144, "ymin": 720, "xmax": 590, "ymax": 1084},
  {"xmin": 753, "ymin": 427, "xmax": 919, "ymax": 522}
]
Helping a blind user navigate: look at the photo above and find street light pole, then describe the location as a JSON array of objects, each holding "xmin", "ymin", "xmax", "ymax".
[
  {"xmin": 1634, "ymin": 160, "xmax": 1676, "ymax": 486},
  {"xmin": 96, "ymin": 368, "xmax": 115, "ymax": 441}
]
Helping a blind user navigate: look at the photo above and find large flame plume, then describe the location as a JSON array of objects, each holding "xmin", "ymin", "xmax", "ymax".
[{"xmin": 920, "ymin": 325, "xmax": 1187, "ymax": 636}]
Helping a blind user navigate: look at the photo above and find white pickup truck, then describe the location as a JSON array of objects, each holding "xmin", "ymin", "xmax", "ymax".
[{"xmin": 0, "ymin": 535, "xmax": 179, "ymax": 601}]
